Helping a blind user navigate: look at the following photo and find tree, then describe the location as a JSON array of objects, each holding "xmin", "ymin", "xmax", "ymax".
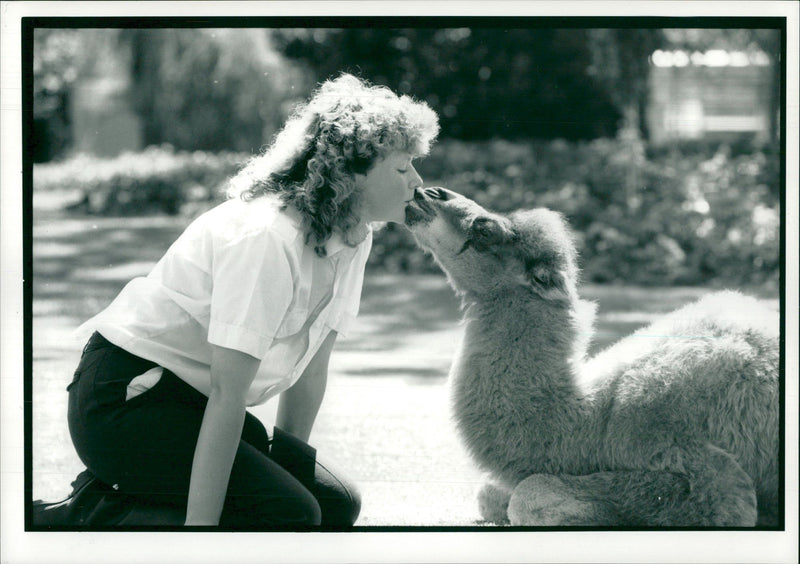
[
  {"xmin": 586, "ymin": 29, "xmax": 665, "ymax": 139},
  {"xmin": 272, "ymin": 27, "xmax": 622, "ymax": 141},
  {"xmin": 122, "ymin": 29, "xmax": 303, "ymax": 153},
  {"xmin": 32, "ymin": 29, "xmax": 86, "ymax": 161}
]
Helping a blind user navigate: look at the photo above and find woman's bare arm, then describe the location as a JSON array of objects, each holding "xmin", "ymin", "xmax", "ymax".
[
  {"xmin": 184, "ymin": 345, "xmax": 260, "ymax": 526},
  {"xmin": 276, "ymin": 331, "xmax": 337, "ymax": 442}
]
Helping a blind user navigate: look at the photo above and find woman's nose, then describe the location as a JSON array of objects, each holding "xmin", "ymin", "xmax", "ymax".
[{"xmin": 409, "ymin": 169, "xmax": 423, "ymax": 190}]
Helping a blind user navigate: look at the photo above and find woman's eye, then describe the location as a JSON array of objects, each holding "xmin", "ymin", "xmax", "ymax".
[{"xmin": 397, "ymin": 169, "xmax": 408, "ymax": 174}]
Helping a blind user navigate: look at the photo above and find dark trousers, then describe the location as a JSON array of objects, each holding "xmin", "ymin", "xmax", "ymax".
[{"xmin": 67, "ymin": 332, "xmax": 360, "ymax": 529}]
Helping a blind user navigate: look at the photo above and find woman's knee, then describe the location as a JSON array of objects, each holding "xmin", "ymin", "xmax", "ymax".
[
  {"xmin": 320, "ymin": 482, "xmax": 361, "ymax": 527},
  {"xmin": 315, "ymin": 464, "xmax": 361, "ymax": 527},
  {"xmin": 223, "ymin": 486, "xmax": 322, "ymax": 528},
  {"xmin": 226, "ymin": 441, "xmax": 323, "ymax": 528}
]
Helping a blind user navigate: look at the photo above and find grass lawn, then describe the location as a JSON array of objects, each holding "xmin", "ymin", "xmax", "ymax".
[{"xmin": 30, "ymin": 199, "xmax": 779, "ymax": 527}]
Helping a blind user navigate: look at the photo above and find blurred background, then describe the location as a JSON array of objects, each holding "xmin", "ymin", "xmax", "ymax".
[
  {"xmin": 33, "ymin": 25, "xmax": 781, "ymax": 288},
  {"xmin": 31, "ymin": 25, "xmax": 783, "ymax": 526}
]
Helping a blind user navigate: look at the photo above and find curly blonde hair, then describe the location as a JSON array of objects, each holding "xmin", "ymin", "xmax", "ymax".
[{"xmin": 227, "ymin": 73, "xmax": 439, "ymax": 256}]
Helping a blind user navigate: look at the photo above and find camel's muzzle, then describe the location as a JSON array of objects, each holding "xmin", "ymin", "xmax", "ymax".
[{"xmin": 405, "ymin": 187, "xmax": 454, "ymax": 226}]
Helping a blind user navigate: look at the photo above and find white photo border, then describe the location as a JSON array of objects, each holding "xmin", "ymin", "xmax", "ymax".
[{"xmin": 2, "ymin": 2, "xmax": 797, "ymax": 563}]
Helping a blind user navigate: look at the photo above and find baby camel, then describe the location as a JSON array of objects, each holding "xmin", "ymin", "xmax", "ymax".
[{"xmin": 406, "ymin": 187, "xmax": 779, "ymax": 527}]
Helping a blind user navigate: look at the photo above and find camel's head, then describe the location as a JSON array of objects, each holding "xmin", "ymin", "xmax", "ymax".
[{"xmin": 406, "ymin": 187, "xmax": 579, "ymax": 301}]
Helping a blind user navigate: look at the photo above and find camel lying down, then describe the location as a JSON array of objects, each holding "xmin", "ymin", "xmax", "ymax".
[{"xmin": 405, "ymin": 187, "xmax": 779, "ymax": 527}]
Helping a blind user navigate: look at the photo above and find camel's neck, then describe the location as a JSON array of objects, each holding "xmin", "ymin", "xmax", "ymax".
[
  {"xmin": 451, "ymin": 288, "xmax": 591, "ymax": 479},
  {"xmin": 465, "ymin": 291, "xmax": 582, "ymax": 396}
]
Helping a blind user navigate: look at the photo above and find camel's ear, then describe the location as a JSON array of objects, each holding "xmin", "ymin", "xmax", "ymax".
[
  {"xmin": 524, "ymin": 256, "xmax": 572, "ymax": 301},
  {"xmin": 469, "ymin": 216, "xmax": 515, "ymax": 251}
]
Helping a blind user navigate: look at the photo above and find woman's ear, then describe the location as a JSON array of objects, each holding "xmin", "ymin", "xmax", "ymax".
[{"xmin": 469, "ymin": 216, "xmax": 515, "ymax": 251}]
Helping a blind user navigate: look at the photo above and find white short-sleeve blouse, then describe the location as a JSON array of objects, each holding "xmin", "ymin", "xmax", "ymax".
[{"xmin": 78, "ymin": 195, "xmax": 373, "ymax": 406}]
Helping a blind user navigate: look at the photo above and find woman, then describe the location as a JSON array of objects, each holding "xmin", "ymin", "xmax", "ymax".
[{"xmin": 65, "ymin": 73, "xmax": 439, "ymax": 528}]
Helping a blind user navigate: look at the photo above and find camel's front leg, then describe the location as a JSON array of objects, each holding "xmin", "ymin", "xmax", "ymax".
[
  {"xmin": 508, "ymin": 470, "xmax": 693, "ymax": 526},
  {"xmin": 508, "ymin": 473, "xmax": 624, "ymax": 526},
  {"xmin": 508, "ymin": 443, "xmax": 757, "ymax": 527}
]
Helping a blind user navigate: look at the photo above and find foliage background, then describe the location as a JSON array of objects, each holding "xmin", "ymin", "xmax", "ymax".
[
  {"xmin": 32, "ymin": 25, "xmax": 782, "ymax": 289},
  {"xmin": 34, "ymin": 136, "xmax": 780, "ymax": 288}
]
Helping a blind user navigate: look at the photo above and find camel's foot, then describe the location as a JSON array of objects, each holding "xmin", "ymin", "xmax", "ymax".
[
  {"xmin": 508, "ymin": 474, "xmax": 618, "ymax": 526},
  {"xmin": 477, "ymin": 481, "xmax": 511, "ymax": 524}
]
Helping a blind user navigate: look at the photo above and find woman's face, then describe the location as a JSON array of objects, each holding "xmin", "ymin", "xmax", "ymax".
[{"xmin": 357, "ymin": 151, "xmax": 423, "ymax": 224}]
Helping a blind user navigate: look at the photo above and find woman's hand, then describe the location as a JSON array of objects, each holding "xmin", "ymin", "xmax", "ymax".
[
  {"xmin": 276, "ymin": 331, "xmax": 337, "ymax": 442},
  {"xmin": 184, "ymin": 345, "xmax": 260, "ymax": 526}
]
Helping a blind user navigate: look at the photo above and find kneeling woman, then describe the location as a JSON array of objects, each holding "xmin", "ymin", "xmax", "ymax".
[{"xmin": 67, "ymin": 74, "xmax": 439, "ymax": 528}]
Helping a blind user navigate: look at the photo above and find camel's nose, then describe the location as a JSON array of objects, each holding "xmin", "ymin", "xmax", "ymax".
[{"xmin": 418, "ymin": 187, "xmax": 450, "ymax": 201}]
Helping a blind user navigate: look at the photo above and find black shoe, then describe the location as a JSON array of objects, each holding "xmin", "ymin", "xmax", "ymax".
[{"xmin": 32, "ymin": 469, "xmax": 184, "ymax": 527}]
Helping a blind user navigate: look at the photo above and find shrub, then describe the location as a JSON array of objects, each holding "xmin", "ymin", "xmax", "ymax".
[
  {"xmin": 36, "ymin": 139, "xmax": 780, "ymax": 288},
  {"xmin": 34, "ymin": 145, "xmax": 247, "ymax": 215},
  {"xmin": 417, "ymin": 138, "xmax": 780, "ymax": 287}
]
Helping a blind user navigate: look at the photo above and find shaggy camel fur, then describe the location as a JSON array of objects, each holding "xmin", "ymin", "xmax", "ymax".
[{"xmin": 405, "ymin": 187, "xmax": 779, "ymax": 527}]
